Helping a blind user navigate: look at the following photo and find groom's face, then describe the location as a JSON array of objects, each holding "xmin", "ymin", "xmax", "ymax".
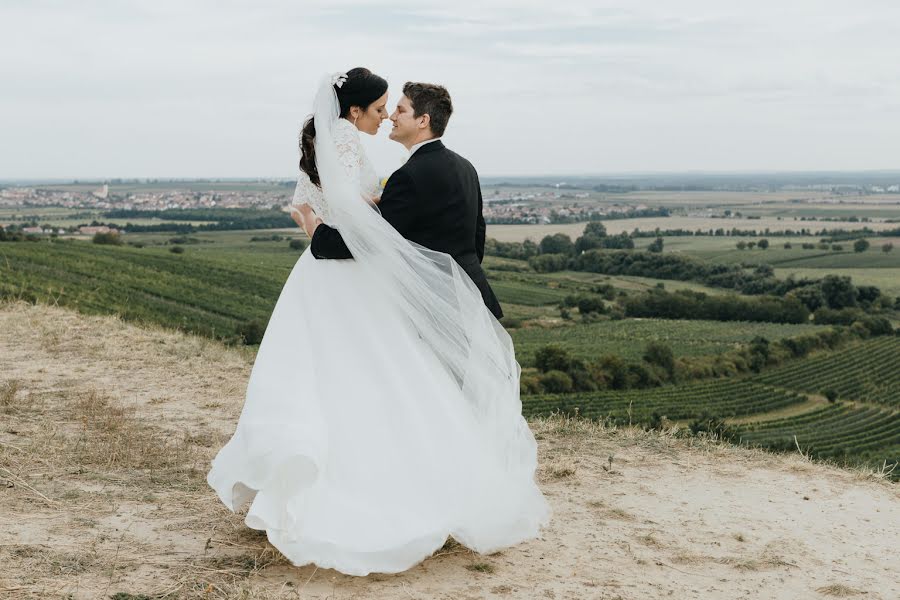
[{"xmin": 389, "ymin": 95, "xmax": 425, "ymax": 148}]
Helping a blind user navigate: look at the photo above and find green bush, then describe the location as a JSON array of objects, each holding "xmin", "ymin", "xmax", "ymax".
[
  {"xmin": 92, "ymin": 231, "xmax": 123, "ymax": 245},
  {"xmin": 500, "ymin": 317, "xmax": 523, "ymax": 329},
  {"xmin": 689, "ymin": 413, "xmax": 736, "ymax": 440},
  {"xmin": 538, "ymin": 370, "xmax": 573, "ymax": 393},
  {"xmin": 643, "ymin": 341, "xmax": 675, "ymax": 378},
  {"xmin": 237, "ymin": 319, "xmax": 266, "ymax": 345},
  {"xmin": 534, "ymin": 344, "xmax": 572, "ymax": 372},
  {"xmin": 528, "ymin": 253, "xmax": 569, "ymax": 273},
  {"xmin": 539, "ymin": 233, "xmax": 574, "ymax": 255},
  {"xmin": 576, "ymin": 296, "xmax": 606, "ymax": 315}
]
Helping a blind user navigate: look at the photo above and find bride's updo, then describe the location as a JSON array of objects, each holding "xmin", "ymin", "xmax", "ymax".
[{"xmin": 299, "ymin": 67, "xmax": 388, "ymax": 187}]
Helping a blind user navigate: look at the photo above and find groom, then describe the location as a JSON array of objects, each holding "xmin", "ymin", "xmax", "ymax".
[{"xmin": 308, "ymin": 81, "xmax": 503, "ymax": 319}]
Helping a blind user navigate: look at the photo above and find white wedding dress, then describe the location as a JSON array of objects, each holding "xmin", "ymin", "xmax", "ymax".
[{"xmin": 207, "ymin": 113, "xmax": 550, "ymax": 576}]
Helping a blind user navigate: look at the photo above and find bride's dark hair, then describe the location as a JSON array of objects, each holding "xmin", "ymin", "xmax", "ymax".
[{"xmin": 299, "ymin": 67, "xmax": 388, "ymax": 187}]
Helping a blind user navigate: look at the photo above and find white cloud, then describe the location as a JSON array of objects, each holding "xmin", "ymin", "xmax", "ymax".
[{"xmin": 1, "ymin": 0, "xmax": 899, "ymax": 178}]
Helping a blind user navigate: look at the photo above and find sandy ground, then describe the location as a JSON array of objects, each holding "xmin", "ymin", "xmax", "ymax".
[{"xmin": 1, "ymin": 302, "xmax": 898, "ymax": 600}]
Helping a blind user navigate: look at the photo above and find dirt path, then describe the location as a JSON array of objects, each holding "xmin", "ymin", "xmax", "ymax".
[{"xmin": 2, "ymin": 302, "xmax": 898, "ymax": 599}]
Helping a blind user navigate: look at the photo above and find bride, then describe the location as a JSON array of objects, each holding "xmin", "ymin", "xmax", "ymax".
[{"xmin": 207, "ymin": 67, "xmax": 550, "ymax": 576}]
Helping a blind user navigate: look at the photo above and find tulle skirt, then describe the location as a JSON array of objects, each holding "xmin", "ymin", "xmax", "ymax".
[{"xmin": 207, "ymin": 249, "xmax": 550, "ymax": 576}]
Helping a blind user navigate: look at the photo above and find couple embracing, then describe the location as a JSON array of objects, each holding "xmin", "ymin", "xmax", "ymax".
[{"xmin": 207, "ymin": 67, "xmax": 550, "ymax": 577}]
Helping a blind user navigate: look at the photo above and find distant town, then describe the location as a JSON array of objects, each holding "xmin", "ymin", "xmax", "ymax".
[
  {"xmin": 3, "ymin": 173, "xmax": 900, "ymax": 234},
  {"xmin": 0, "ymin": 182, "xmax": 664, "ymax": 229}
]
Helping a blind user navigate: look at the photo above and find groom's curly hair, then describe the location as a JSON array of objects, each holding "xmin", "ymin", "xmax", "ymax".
[
  {"xmin": 403, "ymin": 82, "xmax": 453, "ymax": 137},
  {"xmin": 299, "ymin": 67, "xmax": 388, "ymax": 188}
]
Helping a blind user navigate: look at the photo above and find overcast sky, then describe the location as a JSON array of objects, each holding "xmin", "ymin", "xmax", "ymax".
[{"xmin": 2, "ymin": 0, "xmax": 899, "ymax": 179}]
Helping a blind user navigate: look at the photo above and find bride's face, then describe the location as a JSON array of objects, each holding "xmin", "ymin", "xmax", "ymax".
[{"xmin": 352, "ymin": 92, "xmax": 389, "ymax": 136}]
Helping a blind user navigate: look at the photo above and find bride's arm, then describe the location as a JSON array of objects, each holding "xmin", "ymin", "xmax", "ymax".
[{"xmin": 290, "ymin": 203, "xmax": 322, "ymax": 237}]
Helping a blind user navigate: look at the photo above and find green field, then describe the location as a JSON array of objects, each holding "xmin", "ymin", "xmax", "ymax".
[
  {"xmin": 521, "ymin": 336, "xmax": 900, "ymax": 477},
  {"xmin": 756, "ymin": 337, "xmax": 900, "ymax": 407},
  {"xmin": 3, "ymin": 223, "xmax": 898, "ymax": 478},
  {"xmin": 511, "ymin": 319, "xmax": 828, "ymax": 365},
  {"xmin": 522, "ymin": 379, "xmax": 808, "ymax": 423},
  {"xmin": 633, "ymin": 235, "xmax": 900, "ymax": 267},
  {"xmin": 736, "ymin": 404, "xmax": 900, "ymax": 474},
  {"xmin": 0, "ymin": 239, "xmax": 292, "ymax": 339},
  {"xmin": 774, "ymin": 267, "xmax": 900, "ymax": 297},
  {"xmin": 0, "ymin": 234, "xmax": 570, "ymax": 338}
]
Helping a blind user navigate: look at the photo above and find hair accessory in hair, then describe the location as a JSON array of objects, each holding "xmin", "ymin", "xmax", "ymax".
[{"xmin": 331, "ymin": 72, "xmax": 348, "ymax": 88}]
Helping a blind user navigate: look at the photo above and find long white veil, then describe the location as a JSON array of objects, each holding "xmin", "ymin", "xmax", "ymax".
[{"xmin": 311, "ymin": 75, "xmax": 534, "ymax": 468}]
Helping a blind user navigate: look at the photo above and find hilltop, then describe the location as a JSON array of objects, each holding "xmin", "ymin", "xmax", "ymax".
[{"xmin": 1, "ymin": 302, "xmax": 898, "ymax": 599}]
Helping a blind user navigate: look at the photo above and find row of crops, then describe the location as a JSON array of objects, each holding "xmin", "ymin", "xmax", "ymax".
[
  {"xmin": 511, "ymin": 318, "xmax": 827, "ymax": 364},
  {"xmin": 0, "ymin": 241, "xmax": 288, "ymax": 338},
  {"xmin": 755, "ymin": 336, "xmax": 900, "ymax": 407},
  {"xmin": 520, "ymin": 335, "xmax": 900, "ymax": 477},
  {"xmin": 521, "ymin": 379, "xmax": 807, "ymax": 424},
  {"xmin": 489, "ymin": 279, "xmax": 572, "ymax": 307},
  {"xmin": 735, "ymin": 404, "xmax": 900, "ymax": 476}
]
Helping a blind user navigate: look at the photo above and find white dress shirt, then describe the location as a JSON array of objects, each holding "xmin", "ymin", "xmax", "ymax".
[{"xmin": 409, "ymin": 137, "xmax": 442, "ymax": 157}]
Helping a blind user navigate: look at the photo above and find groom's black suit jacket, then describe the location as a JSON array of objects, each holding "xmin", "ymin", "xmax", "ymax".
[{"xmin": 310, "ymin": 140, "xmax": 503, "ymax": 319}]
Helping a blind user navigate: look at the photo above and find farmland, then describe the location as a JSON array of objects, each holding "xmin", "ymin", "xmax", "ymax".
[
  {"xmin": 755, "ymin": 337, "xmax": 900, "ymax": 407},
  {"xmin": 736, "ymin": 404, "xmax": 900, "ymax": 471},
  {"xmin": 511, "ymin": 319, "xmax": 827, "ymax": 365},
  {"xmin": 521, "ymin": 379, "xmax": 808, "ymax": 424},
  {"xmin": 3, "ymin": 178, "xmax": 900, "ymax": 479}
]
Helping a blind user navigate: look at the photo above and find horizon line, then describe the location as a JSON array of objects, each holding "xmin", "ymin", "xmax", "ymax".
[{"xmin": 4, "ymin": 168, "xmax": 900, "ymax": 185}]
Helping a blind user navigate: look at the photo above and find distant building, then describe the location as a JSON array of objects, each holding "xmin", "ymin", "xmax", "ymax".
[
  {"xmin": 93, "ymin": 184, "xmax": 109, "ymax": 199},
  {"xmin": 78, "ymin": 225, "xmax": 118, "ymax": 235}
]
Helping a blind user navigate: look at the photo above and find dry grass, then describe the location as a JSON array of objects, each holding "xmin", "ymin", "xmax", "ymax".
[
  {"xmin": 465, "ymin": 561, "xmax": 496, "ymax": 574},
  {"xmin": 715, "ymin": 544, "xmax": 798, "ymax": 573},
  {"xmin": 4, "ymin": 386, "xmax": 205, "ymax": 493},
  {"xmin": 635, "ymin": 534, "xmax": 665, "ymax": 549},
  {"xmin": 547, "ymin": 466, "xmax": 577, "ymax": 479},
  {"xmin": 70, "ymin": 390, "xmax": 201, "ymax": 476},
  {"xmin": 816, "ymin": 583, "xmax": 868, "ymax": 596},
  {"xmin": 1, "ymin": 378, "xmax": 20, "ymax": 409},
  {"xmin": 0, "ymin": 382, "xmax": 243, "ymax": 598}
]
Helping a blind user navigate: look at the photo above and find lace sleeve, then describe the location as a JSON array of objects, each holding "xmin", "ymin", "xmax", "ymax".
[
  {"xmin": 290, "ymin": 171, "xmax": 333, "ymax": 222},
  {"xmin": 289, "ymin": 121, "xmax": 362, "ymax": 222},
  {"xmin": 332, "ymin": 121, "xmax": 363, "ymax": 182},
  {"xmin": 291, "ymin": 173, "xmax": 318, "ymax": 207},
  {"xmin": 360, "ymin": 150, "xmax": 382, "ymax": 203}
]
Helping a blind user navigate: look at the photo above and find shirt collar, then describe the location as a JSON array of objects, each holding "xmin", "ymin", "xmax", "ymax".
[{"xmin": 409, "ymin": 137, "xmax": 442, "ymax": 157}]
